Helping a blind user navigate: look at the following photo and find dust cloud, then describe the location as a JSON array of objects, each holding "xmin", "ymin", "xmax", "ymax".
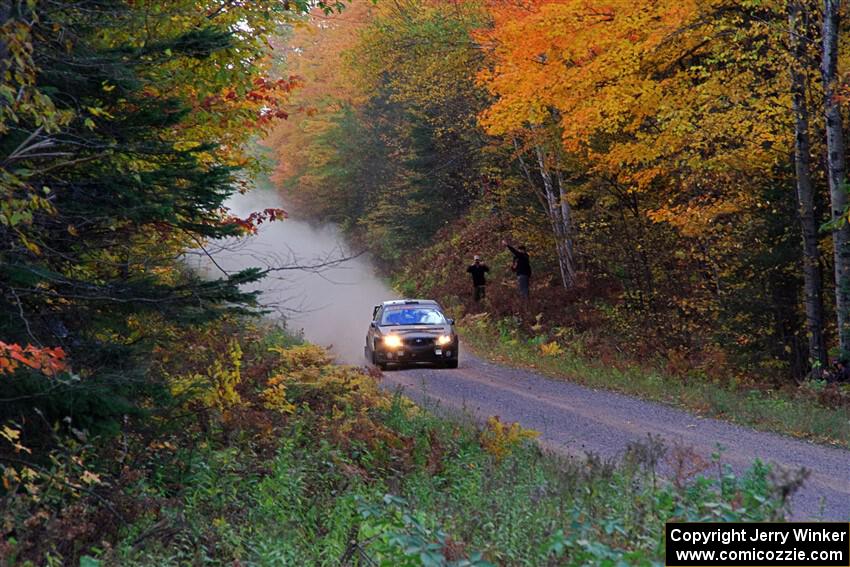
[{"xmin": 191, "ymin": 179, "xmax": 397, "ymax": 363}]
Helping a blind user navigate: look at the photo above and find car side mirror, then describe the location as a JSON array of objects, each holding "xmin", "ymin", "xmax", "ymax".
[
  {"xmin": 370, "ymin": 321, "xmax": 378, "ymax": 328},
  {"xmin": 448, "ymin": 318, "xmax": 455, "ymax": 325}
]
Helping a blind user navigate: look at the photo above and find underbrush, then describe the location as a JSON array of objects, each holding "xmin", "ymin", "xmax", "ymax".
[
  {"xmin": 459, "ymin": 314, "xmax": 850, "ymax": 448},
  {"xmin": 112, "ymin": 398, "xmax": 795, "ymax": 567},
  {"xmin": 2, "ymin": 320, "xmax": 800, "ymax": 566}
]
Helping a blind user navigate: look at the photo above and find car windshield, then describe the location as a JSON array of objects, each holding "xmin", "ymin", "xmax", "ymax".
[{"xmin": 381, "ymin": 307, "xmax": 446, "ymax": 326}]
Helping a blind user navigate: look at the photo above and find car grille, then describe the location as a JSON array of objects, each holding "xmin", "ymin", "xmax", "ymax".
[{"xmin": 403, "ymin": 337, "xmax": 436, "ymax": 347}]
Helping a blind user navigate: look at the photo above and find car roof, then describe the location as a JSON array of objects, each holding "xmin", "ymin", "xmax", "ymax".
[{"xmin": 381, "ymin": 299, "xmax": 441, "ymax": 308}]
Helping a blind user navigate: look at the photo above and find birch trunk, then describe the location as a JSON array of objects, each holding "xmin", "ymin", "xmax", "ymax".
[
  {"xmin": 555, "ymin": 169, "xmax": 577, "ymax": 285},
  {"xmin": 534, "ymin": 145, "xmax": 576, "ymax": 289},
  {"xmin": 513, "ymin": 138, "xmax": 577, "ymax": 289},
  {"xmin": 822, "ymin": 0, "xmax": 850, "ymax": 358},
  {"xmin": 789, "ymin": 0, "xmax": 827, "ymax": 374}
]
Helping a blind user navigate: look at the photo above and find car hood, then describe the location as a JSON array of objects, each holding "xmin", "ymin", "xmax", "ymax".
[{"xmin": 379, "ymin": 325, "xmax": 452, "ymax": 335}]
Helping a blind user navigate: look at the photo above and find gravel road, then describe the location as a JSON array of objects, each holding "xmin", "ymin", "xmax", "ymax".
[{"xmin": 380, "ymin": 351, "xmax": 850, "ymax": 520}]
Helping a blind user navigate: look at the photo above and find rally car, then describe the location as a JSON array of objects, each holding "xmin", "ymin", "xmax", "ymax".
[{"xmin": 365, "ymin": 299, "xmax": 458, "ymax": 370}]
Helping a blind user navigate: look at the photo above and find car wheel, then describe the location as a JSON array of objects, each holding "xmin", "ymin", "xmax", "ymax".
[
  {"xmin": 371, "ymin": 347, "xmax": 387, "ymax": 370},
  {"xmin": 444, "ymin": 359, "xmax": 458, "ymax": 369}
]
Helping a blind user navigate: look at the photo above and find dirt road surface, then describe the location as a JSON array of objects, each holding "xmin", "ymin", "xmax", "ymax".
[{"xmin": 380, "ymin": 352, "xmax": 850, "ymax": 520}]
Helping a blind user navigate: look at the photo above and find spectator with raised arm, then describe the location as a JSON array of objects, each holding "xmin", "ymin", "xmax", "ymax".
[{"xmin": 502, "ymin": 239, "xmax": 531, "ymax": 299}]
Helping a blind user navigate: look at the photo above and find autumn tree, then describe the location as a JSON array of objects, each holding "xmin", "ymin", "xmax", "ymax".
[
  {"xmin": 788, "ymin": 0, "xmax": 827, "ymax": 374},
  {"xmin": 821, "ymin": 0, "xmax": 850, "ymax": 360},
  {"xmin": 269, "ymin": 0, "xmax": 495, "ymax": 265},
  {"xmin": 264, "ymin": 0, "xmax": 850, "ymax": 380},
  {"xmin": 266, "ymin": 1, "xmax": 380, "ymax": 225},
  {"xmin": 0, "ymin": 0, "xmax": 323, "ymax": 426},
  {"xmin": 476, "ymin": 0, "xmax": 825, "ymax": 374}
]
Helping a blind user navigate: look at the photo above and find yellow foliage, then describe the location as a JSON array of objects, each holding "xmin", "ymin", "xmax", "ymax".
[
  {"xmin": 264, "ymin": 344, "xmax": 391, "ymax": 416},
  {"xmin": 1, "ymin": 423, "xmax": 31, "ymax": 455},
  {"xmin": 539, "ymin": 341, "xmax": 563, "ymax": 357},
  {"xmin": 261, "ymin": 374, "xmax": 296, "ymax": 414},
  {"xmin": 479, "ymin": 416, "xmax": 539, "ymax": 462},
  {"xmin": 269, "ymin": 343, "xmax": 333, "ymax": 371},
  {"xmin": 169, "ymin": 339, "xmax": 243, "ymax": 412}
]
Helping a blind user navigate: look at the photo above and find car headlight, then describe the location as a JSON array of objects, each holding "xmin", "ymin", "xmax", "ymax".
[
  {"xmin": 383, "ymin": 335, "xmax": 402, "ymax": 348},
  {"xmin": 437, "ymin": 335, "xmax": 452, "ymax": 346}
]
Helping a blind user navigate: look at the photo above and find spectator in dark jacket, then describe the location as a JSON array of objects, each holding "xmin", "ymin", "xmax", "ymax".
[
  {"xmin": 466, "ymin": 255, "xmax": 490, "ymax": 302},
  {"xmin": 502, "ymin": 239, "xmax": 531, "ymax": 299}
]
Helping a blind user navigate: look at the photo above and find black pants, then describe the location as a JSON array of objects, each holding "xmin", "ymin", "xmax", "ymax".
[
  {"xmin": 474, "ymin": 285, "xmax": 486, "ymax": 302},
  {"xmin": 517, "ymin": 275, "xmax": 529, "ymax": 299}
]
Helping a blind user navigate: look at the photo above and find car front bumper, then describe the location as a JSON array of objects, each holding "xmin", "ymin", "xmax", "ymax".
[{"xmin": 375, "ymin": 341, "xmax": 458, "ymax": 365}]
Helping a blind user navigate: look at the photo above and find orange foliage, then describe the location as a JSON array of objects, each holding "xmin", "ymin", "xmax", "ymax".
[
  {"xmin": 477, "ymin": 0, "xmax": 790, "ymax": 227},
  {"xmin": 197, "ymin": 75, "xmax": 304, "ymax": 131},
  {"xmin": 265, "ymin": 1, "xmax": 375, "ymax": 186},
  {"xmin": 0, "ymin": 342, "xmax": 67, "ymax": 377},
  {"xmin": 222, "ymin": 207, "xmax": 289, "ymax": 235}
]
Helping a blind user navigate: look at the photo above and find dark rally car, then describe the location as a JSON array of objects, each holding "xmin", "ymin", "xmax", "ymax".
[{"xmin": 365, "ymin": 299, "xmax": 458, "ymax": 370}]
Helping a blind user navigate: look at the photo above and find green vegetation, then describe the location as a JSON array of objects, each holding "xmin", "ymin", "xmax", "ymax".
[
  {"xmin": 113, "ymin": 408, "xmax": 793, "ymax": 566},
  {"xmin": 0, "ymin": 0, "xmax": 316, "ymax": 443}
]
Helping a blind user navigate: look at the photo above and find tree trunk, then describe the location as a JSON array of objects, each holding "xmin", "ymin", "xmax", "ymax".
[
  {"xmin": 555, "ymin": 169, "xmax": 578, "ymax": 281},
  {"xmin": 534, "ymin": 144, "xmax": 576, "ymax": 289},
  {"xmin": 822, "ymin": 0, "xmax": 850, "ymax": 359},
  {"xmin": 513, "ymin": 138, "xmax": 577, "ymax": 289},
  {"xmin": 789, "ymin": 0, "xmax": 827, "ymax": 375}
]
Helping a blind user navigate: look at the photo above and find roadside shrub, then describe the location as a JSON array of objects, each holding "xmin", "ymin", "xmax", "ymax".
[
  {"xmin": 479, "ymin": 416, "xmax": 539, "ymax": 462},
  {"xmin": 168, "ymin": 339, "xmax": 244, "ymax": 414}
]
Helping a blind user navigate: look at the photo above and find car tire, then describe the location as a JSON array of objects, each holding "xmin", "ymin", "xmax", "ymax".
[
  {"xmin": 444, "ymin": 359, "xmax": 458, "ymax": 369},
  {"xmin": 371, "ymin": 347, "xmax": 387, "ymax": 371}
]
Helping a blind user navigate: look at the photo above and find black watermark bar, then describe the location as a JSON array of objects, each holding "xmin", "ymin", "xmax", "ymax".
[{"xmin": 666, "ymin": 523, "xmax": 850, "ymax": 567}]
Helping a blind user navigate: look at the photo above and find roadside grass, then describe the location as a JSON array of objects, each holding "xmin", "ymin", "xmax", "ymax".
[
  {"xmin": 112, "ymin": 395, "xmax": 792, "ymax": 566},
  {"xmin": 459, "ymin": 318, "xmax": 850, "ymax": 449}
]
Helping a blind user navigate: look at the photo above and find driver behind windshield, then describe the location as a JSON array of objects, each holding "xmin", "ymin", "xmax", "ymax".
[{"xmin": 381, "ymin": 308, "xmax": 445, "ymax": 325}]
